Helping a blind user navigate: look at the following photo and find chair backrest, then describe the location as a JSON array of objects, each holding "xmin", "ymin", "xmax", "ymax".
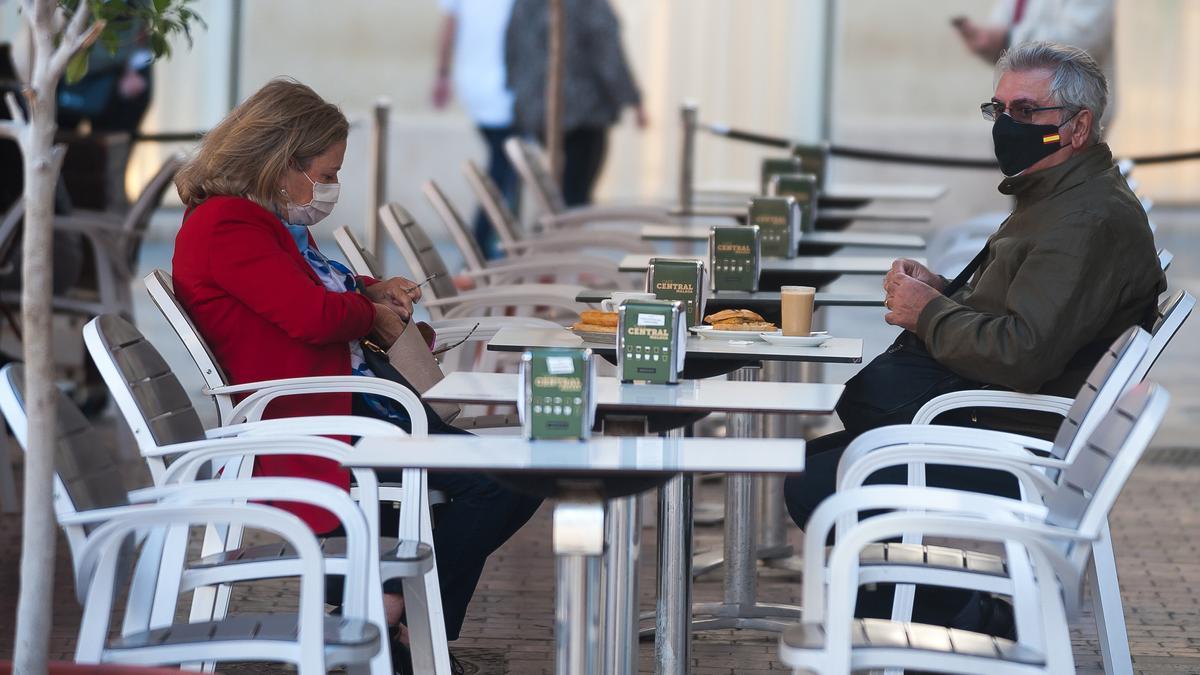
[
  {"xmin": 504, "ymin": 136, "xmax": 567, "ymax": 215},
  {"xmin": 1048, "ymin": 326, "xmax": 1150, "ymax": 462},
  {"xmin": 463, "ymin": 160, "xmax": 522, "ymax": 249},
  {"xmin": 1045, "ymin": 383, "xmax": 1167, "ymax": 567},
  {"xmin": 121, "ymin": 153, "xmax": 185, "ymax": 266},
  {"xmin": 82, "ymin": 314, "xmax": 208, "ymax": 481},
  {"xmin": 422, "ymin": 179, "xmax": 487, "ymax": 273},
  {"xmin": 333, "ymin": 225, "xmax": 384, "ymax": 278},
  {"xmin": 0, "ymin": 364, "xmax": 144, "ymax": 564},
  {"xmin": 378, "ymin": 203, "xmax": 459, "ymax": 318},
  {"xmin": 1157, "ymin": 248, "xmax": 1173, "ymax": 273},
  {"xmin": 142, "ymin": 269, "xmax": 238, "ymax": 424},
  {"xmin": 1131, "ymin": 289, "xmax": 1195, "ymax": 383}
]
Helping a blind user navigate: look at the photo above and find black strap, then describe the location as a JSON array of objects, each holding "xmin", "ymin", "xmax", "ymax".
[{"xmin": 942, "ymin": 244, "xmax": 990, "ymax": 297}]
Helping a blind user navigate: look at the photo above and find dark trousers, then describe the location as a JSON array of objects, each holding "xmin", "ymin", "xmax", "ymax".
[
  {"xmin": 561, "ymin": 126, "xmax": 609, "ymax": 207},
  {"xmin": 326, "ymin": 398, "xmax": 544, "ymax": 640},
  {"xmin": 474, "ymin": 125, "xmax": 520, "ymax": 260}
]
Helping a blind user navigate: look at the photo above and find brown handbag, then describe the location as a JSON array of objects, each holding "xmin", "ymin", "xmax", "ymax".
[{"xmin": 361, "ymin": 320, "xmax": 461, "ymax": 424}]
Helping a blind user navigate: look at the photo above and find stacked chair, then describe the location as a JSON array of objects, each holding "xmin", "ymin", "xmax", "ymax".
[
  {"xmin": 0, "ymin": 359, "xmax": 424, "ymax": 674},
  {"xmin": 421, "ymin": 178, "xmax": 635, "ymax": 289},
  {"xmin": 79, "ymin": 314, "xmax": 455, "ymax": 674},
  {"xmin": 780, "ymin": 382, "xmax": 1169, "ymax": 674}
]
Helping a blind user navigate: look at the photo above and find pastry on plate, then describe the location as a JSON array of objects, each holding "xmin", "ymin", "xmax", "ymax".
[
  {"xmin": 703, "ymin": 308, "xmax": 777, "ymax": 332},
  {"xmin": 572, "ymin": 310, "xmax": 619, "ymax": 334}
]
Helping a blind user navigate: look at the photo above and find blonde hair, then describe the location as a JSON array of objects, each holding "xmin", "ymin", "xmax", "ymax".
[{"xmin": 175, "ymin": 78, "xmax": 349, "ymax": 210}]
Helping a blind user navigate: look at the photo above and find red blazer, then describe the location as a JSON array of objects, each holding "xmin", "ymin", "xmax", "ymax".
[{"xmin": 173, "ymin": 195, "xmax": 377, "ymax": 532}]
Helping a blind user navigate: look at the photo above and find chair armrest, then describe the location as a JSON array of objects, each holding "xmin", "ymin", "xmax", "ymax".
[
  {"xmin": 205, "ymin": 415, "xmax": 407, "ymax": 440},
  {"xmin": 838, "ymin": 424, "xmax": 1054, "ymax": 481},
  {"xmin": 424, "ymin": 284, "xmax": 586, "ymax": 320},
  {"xmin": 205, "ymin": 375, "xmax": 427, "ymax": 432},
  {"xmin": 471, "ymin": 255, "xmax": 621, "ymax": 280},
  {"xmin": 912, "ymin": 390, "xmax": 1074, "ymax": 425},
  {"xmin": 836, "ymin": 443, "xmax": 1060, "ymax": 502},
  {"xmin": 500, "ymin": 231, "xmax": 656, "ymax": 255}
]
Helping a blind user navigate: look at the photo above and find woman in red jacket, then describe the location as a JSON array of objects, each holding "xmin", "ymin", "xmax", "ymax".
[{"xmin": 171, "ymin": 78, "xmax": 540, "ymax": 673}]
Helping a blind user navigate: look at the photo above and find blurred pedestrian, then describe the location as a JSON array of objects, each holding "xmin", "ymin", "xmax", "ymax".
[
  {"xmin": 506, "ymin": 0, "xmax": 645, "ymax": 207},
  {"xmin": 433, "ymin": 0, "xmax": 518, "ymax": 260},
  {"xmin": 953, "ymin": 0, "xmax": 1115, "ymax": 127}
]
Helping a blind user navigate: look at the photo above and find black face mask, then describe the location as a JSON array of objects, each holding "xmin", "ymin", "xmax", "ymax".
[{"xmin": 992, "ymin": 113, "xmax": 1075, "ymax": 176}]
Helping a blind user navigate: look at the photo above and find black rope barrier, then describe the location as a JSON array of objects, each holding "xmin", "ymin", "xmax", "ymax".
[
  {"xmin": 132, "ymin": 131, "xmax": 204, "ymax": 143},
  {"xmin": 703, "ymin": 122, "xmax": 1200, "ymax": 168}
]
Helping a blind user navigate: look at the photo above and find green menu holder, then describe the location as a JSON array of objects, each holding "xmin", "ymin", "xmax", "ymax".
[
  {"xmin": 646, "ymin": 258, "xmax": 705, "ymax": 326},
  {"xmin": 748, "ymin": 196, "xmax": 799, "ymax": 259},
  {"xmin": 709, "ymin": 225, "xmax": 760, "ymax": 292},
  {"xmin": 760, "ymin": 156, "xmax": 804, "ymax": 194},
  {"xmin": 519, "ymin": 348, "xmax": 596, "ymax": 440},
  {"xmin": 617, "ymin": 300, "xmax": 687, "ymax": 384},
  {"xmin": 769, "ymin": 173, "xmax": 818, "ymax": 234},
  {"xmin": 791, "ymin": 144, "xmax": 829, "ymax": 191}
]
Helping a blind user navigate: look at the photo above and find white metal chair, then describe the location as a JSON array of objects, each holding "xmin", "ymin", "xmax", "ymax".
[
  {"xmin": 0, "ymin": 154, "xmax": 184, "ymax": 318},
  {"xmin": 836, "ymin": 295, "xmax": 1194, "ymax": 675},
  {"xmin": 328, "ymin": 228, "xmax": 560, "ymax": 348},
  {"xmin": 81, "ymin": 314, "xmax": 453, "ymax": 675},
  {"xmin": 378, "ymin": 202, "xmax": 587, "ymax": 322},
  {"xmin": 0, "ymin": 363, "xmax": 390, "ymax": 674},
  {"xmin": 783, "ymin": 383, "xmax": 1168, "ymax": 674},
  {"xmin": 463, "ymin": 160, "xmax": 655, "ymax": 257},
  {"xmin": 422, "ymin": 179, "xmax": 635, "ymax": 289},
  {"xmin": 505, "ymin": 137, "xmax": 735, "ymax": 232}
]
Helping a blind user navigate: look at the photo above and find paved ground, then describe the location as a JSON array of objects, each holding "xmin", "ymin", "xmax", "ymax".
[{"xmin": 1, "ymin": 205, "xmax": 1199, "ymax": 672}]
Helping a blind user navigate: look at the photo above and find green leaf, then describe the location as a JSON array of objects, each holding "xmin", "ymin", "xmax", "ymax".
[{"xmin": 65, "ymin": 49, "xmax": 89, "ymax": 84}]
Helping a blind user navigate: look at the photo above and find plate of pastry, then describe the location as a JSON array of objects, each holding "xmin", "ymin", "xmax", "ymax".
[
  {"xmin": 689, "ymin": 309, "xmax": 778, "ymax": 341},
  {"xmin": 570, "ymin": 310, "xmax": 618, "ymax": 343}
]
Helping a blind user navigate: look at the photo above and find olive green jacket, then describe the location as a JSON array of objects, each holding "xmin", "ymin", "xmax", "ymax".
[{"xmin": 916, "ymin": 143, "xmax": 1165, "ymax": 395}]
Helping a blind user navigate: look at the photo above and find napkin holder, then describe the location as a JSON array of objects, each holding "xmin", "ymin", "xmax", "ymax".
[
  {"xmin": 748, "ymin": 196, "xmax": 799, "ymax": 258},
  {"xmin": 518, "ymin": 347, "xmax": 596, "ymax": 440},
  {"xmin": 617, "ymin": 299, "xmax": 687, "ymax": 384},
  {"xmin": 709, "ymin": 225, "xmax": 760, "ymax": 292},
  {"xmin": 646, "ymin": 257, "xmax": 706, "ymax": 326},
  {"xmin": 759, "ymin": 156, "xmax": 804, "ymax": 195},
  {"xmin": 769, "ymin": 173, "xmax": 818, "ymax": 234}
]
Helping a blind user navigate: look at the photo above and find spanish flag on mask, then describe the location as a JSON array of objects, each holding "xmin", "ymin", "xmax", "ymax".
[{"xmin": 1042, "ymin": 133, "xmax": 1061, "ymax": 144}]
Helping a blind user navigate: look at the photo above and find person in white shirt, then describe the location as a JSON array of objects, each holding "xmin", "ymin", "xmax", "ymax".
[
  {"xmin": 954, "ymin": 0, "xmax": 1115, "ymax": 128},
  {"xmin": 432, "ymin": 0, "xmax": 518, "ymax": 260}
]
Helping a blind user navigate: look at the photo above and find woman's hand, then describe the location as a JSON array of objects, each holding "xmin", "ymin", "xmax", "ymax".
[
  {"xmin": 363, "ymin": 277, "xmax": 421, "ymax": 321},
  {"xmin": 369, "ymin": 303, "xmax": 408, "ymax": 348}
]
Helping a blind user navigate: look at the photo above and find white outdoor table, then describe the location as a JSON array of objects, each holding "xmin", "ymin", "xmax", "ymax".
[
  {"xmin": 575, "ymin": 289, "xmax": 884, "ymax": 308},
  {"xmin": 485, "ymin": 325, "xmax": 864, "ymax": 366},
  {"xmin": 693, "ymin": 180, "xmax": 948, "ymax": 203},
  {"xmin": 641, "ymin": 224, "xmax": 926, "ymax": 250},
  {"xmin": 425, "ymin": 371, "xmax": 844, "ymax": 416},
  {"xmin": 618, "ymin": 253, "xmax": 916, "ymax": 276},
  {"xmin": 347, "ymin": 436, "xmax": 809, "ymax": 675},
  {"xmin": 666, "ymin": 205, "xmax": 933, "ymax": 224},
  {"xmin": 482, "ymin": 327, "xmax": 857, "ymax": 673}
]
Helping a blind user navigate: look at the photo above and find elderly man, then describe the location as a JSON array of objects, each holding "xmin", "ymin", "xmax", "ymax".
[{"xmin": 783, "ymin": 41, "xmax": 1164, "ymax": 631}]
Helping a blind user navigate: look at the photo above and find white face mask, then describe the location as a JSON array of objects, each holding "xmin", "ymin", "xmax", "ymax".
[{"xmin": 284, "ymin": 169, "xmax": 340, "ymax": 226}]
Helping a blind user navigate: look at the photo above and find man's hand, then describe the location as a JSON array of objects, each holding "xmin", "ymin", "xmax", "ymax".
[
  {"xmin": 364, "ymin": 277, "xmax": 421, "ymax": 321},
  {"xmin": 884, "ymin": 270, "xmax": 942, "ymax": 332},
  {"xmin": 370, "ymin": 303, "xmax": 408, "ymax": 349},
  {"xmin": 953, "ymin": 18, "xmax": 1006, "ymax": 62},
  {"xmin": 885, "ymin": 258, "xmax": 943, "ymax": 294}
]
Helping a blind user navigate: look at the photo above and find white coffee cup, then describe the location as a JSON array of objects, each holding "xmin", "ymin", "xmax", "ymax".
[{"xmin": 601, "ymin": 291, "xmax": 656, "ymax": 312}]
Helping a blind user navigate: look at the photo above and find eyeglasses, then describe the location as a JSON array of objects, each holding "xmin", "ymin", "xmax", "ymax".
[
  {"xmin": 432, "ymin": 322, "xmax": 481, "ymax": 356},
  {"xmin": 980, "ymin": 100, "xmax": 1071, "ymax": 124}
]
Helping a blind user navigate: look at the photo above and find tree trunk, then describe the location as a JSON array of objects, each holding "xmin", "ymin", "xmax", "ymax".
[
  {"xmin": 545, "ymin": 0, "xmax": 564, "ymax": 180},
  {"xmin": 12, "ymin": 51, "xmax": 64, "ymax": 675}
]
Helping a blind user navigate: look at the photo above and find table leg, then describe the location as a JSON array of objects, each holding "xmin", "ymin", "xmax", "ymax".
[
  {"xmin": 654, "ymin": 469, "xmax": 693, "ymax": 675},
  {"xmin": 601, "ymin": 494, "xmax": 641, "ymax": 675},
  {"xmin": 554, "ymin": 501, "xmax": 605, "ymax": 675},
  {"xmin": 688, "ymin": 365, "xmax": 803, "ymax": 633}
]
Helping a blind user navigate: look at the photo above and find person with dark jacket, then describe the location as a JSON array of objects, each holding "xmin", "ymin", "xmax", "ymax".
[
  {"xmin": 783, "ymin": 41, "xmax": 1164, "ymax": 633},
  {"xmin": 505, "ymin": 0, "xmax": 645, "ymax": 206}
]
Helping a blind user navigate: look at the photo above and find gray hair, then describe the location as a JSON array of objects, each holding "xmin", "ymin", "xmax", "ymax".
[{"xmin": 997, "ymin": 41, "xmax": 1108, "ymax": 143}]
